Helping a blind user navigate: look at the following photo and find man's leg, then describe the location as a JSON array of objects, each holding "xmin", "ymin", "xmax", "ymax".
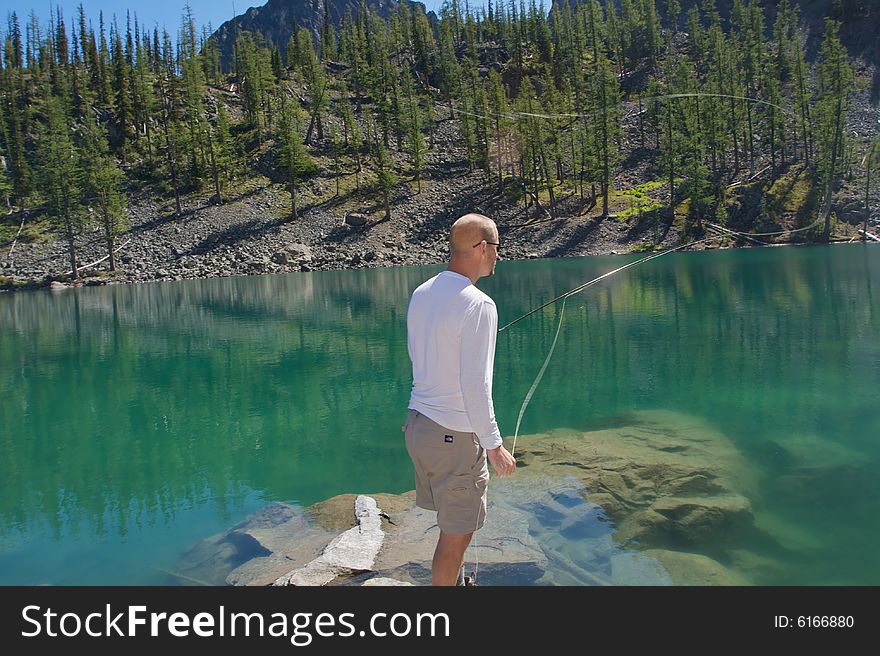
[{"xmin": 432, "ymin": 531, "xmax": 473, "ymax": 586}]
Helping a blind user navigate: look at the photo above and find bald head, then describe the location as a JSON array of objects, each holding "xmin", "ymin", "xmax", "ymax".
[{"xmin": 449, "ymin": 213, "xmax": 498, "ymax": 257}]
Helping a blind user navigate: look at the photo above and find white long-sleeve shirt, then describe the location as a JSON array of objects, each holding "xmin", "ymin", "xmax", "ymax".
[{"xmin": 406, "ymin": 270, "xmax": 502, "ymax": 450}]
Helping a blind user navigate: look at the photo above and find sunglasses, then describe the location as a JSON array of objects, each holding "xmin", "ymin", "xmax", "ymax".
[{"xmin": 472, "ymin": 240, "xmax": 501, "ymax": 250}]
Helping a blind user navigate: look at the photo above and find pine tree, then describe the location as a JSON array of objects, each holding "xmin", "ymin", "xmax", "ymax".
[
  {"xmin": 277, "ymin": 96, "xmax": 316, "ymax": 219},
  {"xmin": 640, "ymin": 0, "xmax": 661, "ymax": 68},
  {"xmin": 180, "ymin": 7, "xmax": 210, "ymax": 189},
  {"xmin": 8, "ymin": 12, "xmax": 23, "ymax": 68},
  {"xmin": 2, "ymin": 92, "xmax": 31, "ymax": 210},
  {"xmin": 39, "ymin": 93, "xmax": 85, "ymax": 278},
  {"xmin": 329, "ymin": 121, "xmax": 343, "ymax": 196},
  {"xmin": 402, "ymin": 67, "xmax": 426, "ymax": 192},
  {"xmin": 208, "ymin": 102, "xmax": 234, "ymax": 203},
  {"xmin": 156, "ymin": 70, "xmax": 182, "ymax": 214},
  {"xmin": 111, "ymin": 29, "xmax": 132, "ymax": 163},
  {"xmin": 596, "ymin": 52, "xmax": 621, "ymax": 219},
  {"xmin": 133, "ymin": 30, "xmax": 158, "ymax": 168},
  {"xmin": 271, "ymin": 45, "xmax": 284, "ymax": 82},
  {"xmin": 686, "ymin": 6, "xmax": 706, "ymax": 64},
  {"xmin": 202, "ymin": 31, "xmax": 222, "ymax": 85},
  {"xmin": 297, "ymin": 28, "xmax": 328, "ymax": 144},
  {"xmin": 235, "ymin": 32, "xmax": 271, "ymax": 141},
  {"xmin": 487, "ymin": 68, "xmax": 512, "ymax": 191},
  {"xmin": 339, "ymin": 92, "xmax": 363, "ymax": 190},
  {"xmin": 0, "ymin": 159, "xmax": 11, "ymax": 209},
  {"xmin": 789, "ymin": 7, "xmax": 813, "ymax": 164},
  {"xmin": 665, "ymin": 0, "xmax": 681, "ymax": 33},
  {"xmin": 815, "ymin": 18, "xmax": 854, "ymax": 240},
  {"xmin": 374, "ymin": 135, "xmax": 398, "ymax": 221},
  {"xmin": 322, "ymin": 0, "xmax": 337, "ymax": 62},
  {"xmin": 0, "ymin": 99, "xmax": 12, "ymax": 207},
  {"xmin": 80, "ymin": 110, "xmax": 127, "ymax": 270}
]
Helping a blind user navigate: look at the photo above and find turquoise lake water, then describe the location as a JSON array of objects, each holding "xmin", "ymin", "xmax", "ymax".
[{"xmin": 0, "ymin": 244, "xmax": 878, "ymax": 584}]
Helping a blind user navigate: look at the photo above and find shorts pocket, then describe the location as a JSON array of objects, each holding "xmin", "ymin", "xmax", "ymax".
[
  {"xmin": 447, "ymin": 471, "xmax": 487, "ymax": 499},
  {"xmin": 439, "ymin": 473, "xmax": 487, "ymax": 534}
]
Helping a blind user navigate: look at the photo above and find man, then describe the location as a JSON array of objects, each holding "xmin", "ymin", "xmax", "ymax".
[{"xmin": 403, "ymin": 213, "xmax": 517, "ymax": 586}]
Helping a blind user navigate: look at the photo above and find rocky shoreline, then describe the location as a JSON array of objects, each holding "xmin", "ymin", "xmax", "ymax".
[
  {"xmin": 0, "ymin": 167, "xmax": 691, "ymax": 292},
  {"xmin": 5, "ymin": 89, "xmax": 875, "ymax": 293}
]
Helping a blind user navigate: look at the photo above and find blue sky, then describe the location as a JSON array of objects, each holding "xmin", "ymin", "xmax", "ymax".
[{"xmin": 0, "ymin": 1, "xmax": 491, "ymax": 40}]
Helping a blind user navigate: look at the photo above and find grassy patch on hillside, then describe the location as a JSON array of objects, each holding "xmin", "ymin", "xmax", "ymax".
[
  {"xmin": 763, "ymin": 168, "xmax": 814, "ymax": 219},
  {"xmin": 0, "ymin": 213, "xmax": 54, "ymax": 246},
  {"xmin": 611, "ymin": 179, "xmax": 668, "ymax": 220}
]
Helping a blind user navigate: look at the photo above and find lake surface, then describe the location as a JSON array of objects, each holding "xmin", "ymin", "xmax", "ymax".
[{"xmin": 1, "ymin": 244, "xmax": 878, "ymax": 584}]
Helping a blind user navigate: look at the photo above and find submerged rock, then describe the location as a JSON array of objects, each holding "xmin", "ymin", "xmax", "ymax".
[
  {"xmin": 757, "ymin": 433, "xmax": 870, "ymax": 504},
  {"xmin": 642, "ymin": 549, "xmax": 751, "ymax": 586},
  {"xmin": 511, "ymin": 410, "xmax": 758, "ymax": 549},
  {"xmin": 631, "ymin": 494, "xmax": 754, "ymax": 544},
  {"xmin": 170, "ymin": 502, "xmax": 337, "ymax": 586}
]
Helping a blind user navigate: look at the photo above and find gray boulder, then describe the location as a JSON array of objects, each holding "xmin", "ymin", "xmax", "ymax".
[{"xmin": 344, "ymin": 213, "xmax": 368, "ymax": 227}]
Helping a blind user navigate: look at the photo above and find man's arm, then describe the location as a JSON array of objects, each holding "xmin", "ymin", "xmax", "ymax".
[
  {"xmin": 459, "ymin": 300, "xmax": 516, "ymax": 476},
  {"xmin": 459, "ymin": 300, "xmax": 501, "ymax": 449}
]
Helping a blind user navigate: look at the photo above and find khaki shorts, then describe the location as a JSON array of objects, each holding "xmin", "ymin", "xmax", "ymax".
[{"xmin": 403, "ymin": 409, "xmax": 489, "ymax": 535}]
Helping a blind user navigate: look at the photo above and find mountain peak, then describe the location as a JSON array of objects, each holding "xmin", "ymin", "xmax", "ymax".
[{"xmin": 211, "ymin": 0, "xmax": 432, "ymax": 70}]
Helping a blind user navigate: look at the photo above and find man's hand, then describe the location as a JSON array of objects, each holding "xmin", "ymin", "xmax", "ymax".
[{"xmin": 487, "ymin": 445, "xmax": 516, "ymax": 477}]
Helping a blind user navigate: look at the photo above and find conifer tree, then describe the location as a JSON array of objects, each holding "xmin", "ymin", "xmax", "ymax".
[
  {"xmin": 81, "ymin": 110, "xmax": 127, "ymax": 270},
  {"xmin": 665, "ymin": 0, "xmax": 681, "ymax": 33},
  {"xmin": 297, "ymin": 28, "xmax": 328, "ymax": 144},
  {"xmin": 156, "ymin": 70, "xmax": 182, "ymax": 214},
  {"xmin": 235, "ymin": 32, "xmax": 272, "ymax": 141},
  {"xmin": 112, "ymin": 29, "xmax": 132, "ymax": 163},
  {"xmin": 789, "ymin": 7, "xmax": 813, "ymax": 164},
  {"xmin": 207, "ymin": 102, "xmax": 234, "ymax": 203},
  {"xmin": 596, "ymin": 52, "xmax": 621, "ymax": 218},
  {"xmin": 39, "ymin": 93, "xmax": 84, "ymax": 278},
  {"xmin": 487, "ymin": 69, "xmax": 512, "ymax": 191},
  {"xmin": 277, "ymin": 95, "xmax": 316, "ymax": 219},
  {"xmin": 402, "ymin": 67, "xmax": 426, "ymax": 192},
  {"xmin": 329, "ymin": 122, "xmax": 343, "ymax": 196},
  {"xmin": 2, "ymin": 93, "xmax": 31, "ymax": 210},
  {"xmin": 339, "ymin": 92, "xmax": 363, "ymax": 190},
  {"xmin": 133, "ymin": 32, "xmax": 157, "ymax": 167},
  {"xmin": 374, "ymin": 134, "xmax": 398, "ymax": 221},
  {"xmin": 322, "ymin": 0, "xmax": 337, "ymax": 61},
  {"xmin": 202, "ymin": 34, "xmax": 221, "ymax": 85},
  {"xmin": 815, "ymin": 18, "xmax": 854, "ymax": 240}
]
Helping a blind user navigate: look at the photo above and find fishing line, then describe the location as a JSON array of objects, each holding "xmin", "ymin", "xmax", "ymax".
[
  {"xmin": 503, "ymin": 215, "xmax": 824, "ymax": 448},
  {"xmin": 452, "ymin": 91, "xmax": 797, "ymax": 125},
  {"xmin": 460, "ymin": 90, "xmax": 809, "ymax": 585},
  {"xmin": 467, "ymin": 215, "xmax": 824, "ymax": 585}
]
